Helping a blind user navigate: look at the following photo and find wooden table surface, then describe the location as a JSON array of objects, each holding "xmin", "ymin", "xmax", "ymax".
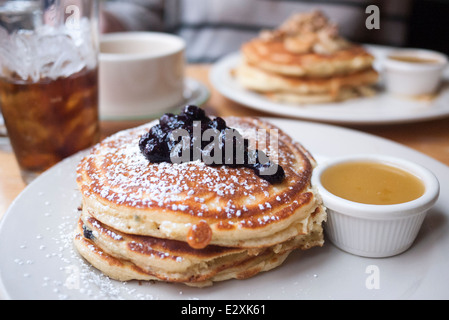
[{"xmin": 1, "ymin": 64, "xmax": 449, "ymax": 219}]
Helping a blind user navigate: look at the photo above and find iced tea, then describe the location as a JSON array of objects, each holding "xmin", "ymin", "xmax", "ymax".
[{"xmin": 0, "ymin": 67, "xmax": 99, "ymax": 183}]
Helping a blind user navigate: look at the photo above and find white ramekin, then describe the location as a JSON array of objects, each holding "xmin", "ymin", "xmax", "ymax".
[
  {"xmin": 312, "ymin": 154, "xmax": 440, "ymax": 258},
  {"xmin": 382, "ymin": 48, "xmax": 447, "ymax": 96}
]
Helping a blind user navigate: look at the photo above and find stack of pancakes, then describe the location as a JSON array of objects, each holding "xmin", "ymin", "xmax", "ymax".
[
  {"xmin": 234, "ymin": 11, "xmax": 379, "ymax": 104},
  {"xmin": 74, "ymin": 117, "xmax": 326, "ymax": 287}
]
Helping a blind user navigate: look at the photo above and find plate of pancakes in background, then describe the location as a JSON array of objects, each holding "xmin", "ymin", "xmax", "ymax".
[{"xmin": 211, "ymin": 11, "xmax": 449, "ymax": 125}]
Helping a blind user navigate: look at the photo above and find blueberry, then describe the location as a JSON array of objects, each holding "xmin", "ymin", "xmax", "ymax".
[
  {"xmin": 139, "ymin": 105, "xmax": 285, "ymax": 184},
  {"xmin": 210, "ymin": 117, "xmax": 227, "ymax": 131},
  {"xmin": 182, "ymin": 105, "xmax": 206, "ymax": 120},
  {"xmin": 82, "ymin": 224, "xmax": 95, "ymax": 240},
  {"xmin": 159, "ymin": 113, "xmax": 182, "ymax": 131},
  {"xmin": 255, "ymin": 162, "xmax": 285, "ymax": 184}
]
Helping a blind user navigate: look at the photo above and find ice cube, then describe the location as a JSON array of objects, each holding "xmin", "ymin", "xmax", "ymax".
[{"xmin": 0, "ymin": 17, "xmax": 96, "ymax": 82}]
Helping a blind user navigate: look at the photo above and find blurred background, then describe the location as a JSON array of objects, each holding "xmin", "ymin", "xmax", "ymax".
[
  {"xmin": 101, "ymin": 0, "xmax": 449, "ymax": 63},
  {"xmin": 407, "ymin": 0, "xmax": 449, "ymax": 56}
]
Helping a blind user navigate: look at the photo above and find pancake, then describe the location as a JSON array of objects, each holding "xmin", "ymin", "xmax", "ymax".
[
  {"xmin": 234, "ymin": 11, "xmax": 378, "ymax": 105},
  {"xmin": 73, "ymin": 205, "xmax": 325, "ymax": 287},
  {"xmin": 233, "ymin": 61, "xmax": 379, "ymax": 96},
  {"xmin": 73, "ymin": 229, "xmax": 291, "ymax": 287},
  {"xmin": 76, "ymin": 117, "xmax": 324, "ymax": 250},
  {"xmin": 242, "ymin": 11, "xmax": 375, "ymax": 78},
  {"xmin": 74, "ymin": 110, "xmax": 327, "ymax": 286},
  {"xmin": 242, "ymin": 38, "xmax": 375, "ymax": 78},
  {"xmin": 262, "ymin": 87, "xmax": 367, "ymax": 104}
]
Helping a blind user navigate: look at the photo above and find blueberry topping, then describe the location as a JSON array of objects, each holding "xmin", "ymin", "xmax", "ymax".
[
  {"xmin": 83, "ymin": 224, "xmax": 95, "ymax": 240},
  {"xmin": 139, "ymin": 106, "xmax": 285, "ymax": 184}
]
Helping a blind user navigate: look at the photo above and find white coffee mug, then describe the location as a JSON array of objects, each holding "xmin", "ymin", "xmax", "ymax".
[{"xmin": 99, "ymin": 32, "xmax": 185, "ymax": 120}]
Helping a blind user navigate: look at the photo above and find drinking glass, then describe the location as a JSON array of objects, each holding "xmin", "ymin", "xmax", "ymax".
[{"xmin": 0, "ymin": 0, "xmax": 100, "ymax": 184}]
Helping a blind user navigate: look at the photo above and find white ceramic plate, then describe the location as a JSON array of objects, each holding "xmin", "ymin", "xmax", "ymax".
[
  {"xmin": 1, "ymin": 118, "xmax": 448, "ymax": 300},
  {"xmin": 210, "ymin": 45, "xmax": 449, "ymax": 125},
  {"xmin": 99, "ymin": 77, "xmax": 210, "ymax": 121}
]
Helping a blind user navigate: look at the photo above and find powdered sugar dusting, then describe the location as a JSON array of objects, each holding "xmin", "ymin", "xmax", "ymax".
[{"xmin": 77, "ymin": 118, "xmax": 311, "ymax": 221}]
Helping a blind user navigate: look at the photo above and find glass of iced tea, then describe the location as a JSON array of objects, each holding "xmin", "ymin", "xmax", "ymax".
[{"xmin": 0, "ymin": 0, "xmax": 100, "ymax": 184}]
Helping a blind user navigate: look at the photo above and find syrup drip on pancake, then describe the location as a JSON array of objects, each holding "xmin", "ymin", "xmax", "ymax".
[
  {"xmin": 187, "ymin": 220, "xmax": 213, "ymax": 249},
  {"xmin": 139, "ymin": 106, "xmax": 285, "ymax": 184}
]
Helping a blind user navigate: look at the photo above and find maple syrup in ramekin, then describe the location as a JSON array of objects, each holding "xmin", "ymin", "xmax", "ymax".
[{"xmin": 320, "ymin": 161, "xmax": 425, "ymax": 205}]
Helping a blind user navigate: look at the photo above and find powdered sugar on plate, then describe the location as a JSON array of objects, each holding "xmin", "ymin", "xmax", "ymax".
[{"xmin": 0, "ymin": 150, "xmax": 165, "ymax": 299}]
